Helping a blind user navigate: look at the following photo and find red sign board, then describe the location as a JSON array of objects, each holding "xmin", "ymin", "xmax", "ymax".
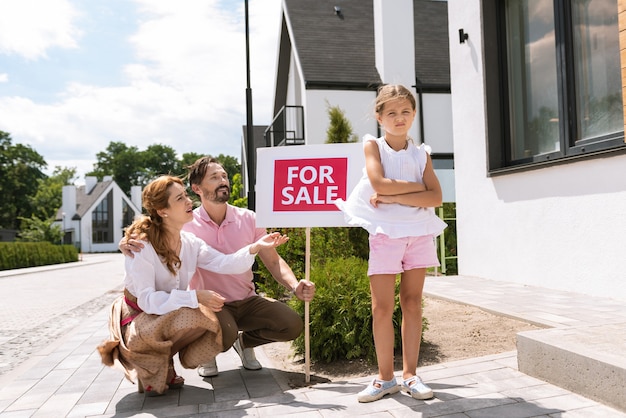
[{"xmin": 273, "ymin": 158, "xmax": 348, "ymax": 211}]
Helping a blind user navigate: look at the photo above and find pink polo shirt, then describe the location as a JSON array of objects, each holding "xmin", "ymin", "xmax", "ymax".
[{"xmin": 185, "ymin": 204, "xmax": 266, "ymax": 303}]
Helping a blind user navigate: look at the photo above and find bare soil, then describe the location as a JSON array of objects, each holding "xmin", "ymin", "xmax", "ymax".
[{"xmin": 261, "ymin": 296, "xmax": 542, "ymax": 387}]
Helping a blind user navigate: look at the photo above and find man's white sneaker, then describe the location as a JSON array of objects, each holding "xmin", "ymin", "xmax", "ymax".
[
  {"xmin": 233, "ymin": 335, "xmax": 262, "ymax": 370},
  {"xmin": 197, "ymin": 358, "xmax": 218, "ymax": 377}
]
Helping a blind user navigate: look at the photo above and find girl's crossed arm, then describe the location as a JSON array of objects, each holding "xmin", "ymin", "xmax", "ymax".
[{"xmin": 366, "ymin": 142, "xmax": 442, "ymax": 208}]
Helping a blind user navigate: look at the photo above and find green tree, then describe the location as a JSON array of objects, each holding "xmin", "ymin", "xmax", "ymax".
[
  {"xmin": 89, "ymin": 142, "xmax": 195, "ymax": 193},
  {"xmin": 0, "ymin": 131, "xmax": 47, "ymax": 229},
  {"xmin": 30, "ymin": 166, "xmax": 77, "ymax": 220},
  {"xmin": 141, "ymin": 144, "xmax": 184, "ymax": 182},
  {"xmin": 214, "ymin": 154, "xmax": 240, "ymax": 183},
  {"xmin": 230, "ymin": 172, "xmax": 248, "ymax": 207},
  {"xmin": 17, "ymin": 216, "xmax": 63, "ymax": 243},
  {"xmin": 87, "ymin": 141, "xmax": 144, "ymax": 195},
  {"xmin": 180, "ymin": 152, "xmax": 205, "ymax": 171},
  {"xmin": 20, "ymin": 166, "xmax": 76, "ymax": 244},
  {"xmin": 325, "ymin": 103, "xmax": 358, "ymax": 144}
]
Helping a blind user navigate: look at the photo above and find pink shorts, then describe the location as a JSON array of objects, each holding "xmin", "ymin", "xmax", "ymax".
[{"xmin": 367, "ymin": 234, "xmax": 440, "ymax": 276}]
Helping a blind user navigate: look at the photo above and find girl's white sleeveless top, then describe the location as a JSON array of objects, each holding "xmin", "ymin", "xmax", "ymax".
[{"xmin": 335, "ymin": 135, "xmax": 447, "ymax": 238}]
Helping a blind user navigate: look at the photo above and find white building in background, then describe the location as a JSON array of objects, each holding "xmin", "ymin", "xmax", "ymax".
[
  {"xmin": 55, "ymin": 176, "xmax": 142, "ymax": 253},
  {"xmin": 263, "ymin": 0, "xmax": 455, "ymax": 202},
  {"xmin": 447, "ymin": 1, "xmax": 626, "ymax": 300},
  {"xmin": 264, "ymin": 0, "xmax": 626, "ymax": 300}
]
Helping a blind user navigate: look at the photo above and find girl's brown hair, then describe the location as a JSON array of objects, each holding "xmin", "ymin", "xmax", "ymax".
[
  {"xmin": 375, "ymin": 84, "xmax": 417, "ymax": 114},
  {"xmin": 124, "ymin": 175, "xmax": 183, "ymax": 274}
]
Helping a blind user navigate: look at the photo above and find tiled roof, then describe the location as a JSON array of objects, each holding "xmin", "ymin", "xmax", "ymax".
[
  {"xmin": 74, "ymin": 181, "xmax": 113, "ymax": 219},
  {"xmin": 413, "ymin": 0, "xmax": 450, "ymax": 87},
  {"xmin": 283, "ymin": 0, "xmax": 380, "ymax": 89},
  {"xmin": 283, "ymin": 0, "xmax": 449, "ymax": 89},
  {"xmin": 55, "ymin": 181, "xmax": 114, "ymax": 221}
]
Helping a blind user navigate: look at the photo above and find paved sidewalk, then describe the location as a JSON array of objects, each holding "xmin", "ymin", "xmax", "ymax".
[
  {"xmin": 0, "ymin": 254, "xmax": 125, "ymax": 377},
  {"xmin": 0, "ymin": 256, "xmax": 625, "ymax": 417}
]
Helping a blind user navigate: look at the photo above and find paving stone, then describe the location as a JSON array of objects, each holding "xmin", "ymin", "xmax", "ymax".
[{"xmin": 1, "ymin": 257, "xmax": 626, "ymax": 417}]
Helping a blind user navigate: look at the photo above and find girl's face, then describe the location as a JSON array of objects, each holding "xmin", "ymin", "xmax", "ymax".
[
  {"xmin": 376, "ymin": 98, "xmax": 416, "ymax": 138},
  {"xmin": 162, "ymin": 182, "xmax": 193, "ymax": 226}
]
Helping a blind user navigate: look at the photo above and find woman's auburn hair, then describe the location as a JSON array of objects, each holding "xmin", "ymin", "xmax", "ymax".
[{"xmin": 125, "ymin": 175, "xmax": 183, "ymax": 275}]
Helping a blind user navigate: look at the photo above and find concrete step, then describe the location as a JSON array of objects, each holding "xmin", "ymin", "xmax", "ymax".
[{"xmin": 517, "ymin": 322, "xmax": 626, "ymax": 413}]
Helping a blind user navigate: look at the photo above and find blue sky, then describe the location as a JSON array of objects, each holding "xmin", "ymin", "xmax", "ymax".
[{"xmin": 0, "ymin": 0, "xmax": 281, "ymax": 182}]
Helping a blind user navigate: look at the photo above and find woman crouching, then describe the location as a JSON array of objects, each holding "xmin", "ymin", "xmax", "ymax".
[{"xmin": 97, "ymin": 175, "xmax": 288, "ymax": 395}]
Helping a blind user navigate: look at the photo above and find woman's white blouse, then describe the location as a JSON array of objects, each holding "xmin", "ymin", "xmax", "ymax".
[{"xmin": 124, "ymin": 230, "xmax": 256, "ymax": 315}]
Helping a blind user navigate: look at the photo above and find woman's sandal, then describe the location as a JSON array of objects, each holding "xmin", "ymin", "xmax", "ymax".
[
  {"xmin": 137, "ymin": 379, "xmax": 164, "ymax": 397},
  {"xmin": 136, "ymin": 360, "xmax": 184, "ymax": 396},
  {"xmin": 167, "ymin": 362, "xmax": 185, "ymax": 389}
]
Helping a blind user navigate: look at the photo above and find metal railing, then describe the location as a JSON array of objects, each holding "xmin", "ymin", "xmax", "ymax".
[
  {"xmin": 264, "ymin": 105, "xmax": 305, "ymax": 147},
  {"xmin": 435, "ymin": 204, "xmax": 457, "ymax": 275}
]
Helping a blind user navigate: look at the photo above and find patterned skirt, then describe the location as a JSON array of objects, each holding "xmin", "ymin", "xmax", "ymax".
[{"xmin": 97, "ymin": 292, "xmax": 222, "ymax": 394}]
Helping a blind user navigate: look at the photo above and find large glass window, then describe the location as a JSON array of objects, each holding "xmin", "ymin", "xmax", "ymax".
[
  {"xmin": 92, "ymin": 191, "xmax": 113, "ymax": 243},
  {"xmin": 505, "ymin": 0, "xmax": 560, "ymax": 160},
  {"xmin": 571, "ymin": 0, "xmax": 623, "ymax": 143},
  {"xmin": 485, "ymin": 0, "xmax": 624, "ymax": 171},
  {"xmin": 121, "ymin": 200, "xmax": 135, "ymax": 231}
]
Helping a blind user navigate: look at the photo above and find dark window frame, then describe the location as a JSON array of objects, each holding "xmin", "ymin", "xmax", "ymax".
[
  {"xmin": 121, "ymin": 199, "xmax": 135, "ymax": 232},
  {"xmin": 483, "ymin": 0, "xmax": 626, "ymax": 176},
  {"xmin": 92, "ymin": 191, "xmax": 113, "ymax": 244}
]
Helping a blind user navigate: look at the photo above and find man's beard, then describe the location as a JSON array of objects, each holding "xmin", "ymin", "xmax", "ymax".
[{"xmin": 211, "ymin": 186, "xmax": 230, "ymax": 203}]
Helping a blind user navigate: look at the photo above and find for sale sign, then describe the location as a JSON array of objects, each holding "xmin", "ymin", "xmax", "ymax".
[
  {"xmin": 273, "ymin": 158, "xmax": 347, "ymax": 211},
  {"xmin": 256, "ymin": 143, "xmax": 364, "ymax": 227}
]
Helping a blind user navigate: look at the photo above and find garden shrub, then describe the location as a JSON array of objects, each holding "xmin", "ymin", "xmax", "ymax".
[
  {"xmin": 286, "ymin": 256, "xmax": 428, "ymax": 365},
  {"xmin": 254, "ymin": 226, "xmax": 429, "ymax": 365},
  {"xmin": 0, "ymin": 242, "xmax": 78, "ymax": 270},
  {"xmin": 255, "ymin": 226, "xmax": 368, "ymax": 298}
]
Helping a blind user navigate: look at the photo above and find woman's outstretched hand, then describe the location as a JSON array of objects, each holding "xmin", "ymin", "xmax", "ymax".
[{"xmin": 250, "ymin": 232, "xmax": 289, "ymax": 254}]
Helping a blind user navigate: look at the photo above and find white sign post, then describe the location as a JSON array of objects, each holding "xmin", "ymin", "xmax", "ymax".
[{"xmin": 256, "ymin": 143, "xmax": 365, "ymax": 382}]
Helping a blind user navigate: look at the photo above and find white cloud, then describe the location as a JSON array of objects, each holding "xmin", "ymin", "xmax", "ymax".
[
  {"xmin": 0, "ymin": 0, "xmax": 282, "ymax": 180},
  {"xmin": 0, "ymin": 73, "xmax": 7, "ymax": 83},
  {"xmin": 0, "ymin": 0, "xmax": 81, "ymax": 59}
]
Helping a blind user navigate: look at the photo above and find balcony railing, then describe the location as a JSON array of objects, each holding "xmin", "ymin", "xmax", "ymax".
[{"xmin": 264, "ymin": 105, "xmax": 305, "ymax": 147}]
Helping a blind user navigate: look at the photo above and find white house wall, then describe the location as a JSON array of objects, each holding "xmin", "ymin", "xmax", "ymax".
[
  {"xmin": 448, "ymin": 0, "xmax": 626, "ymax": 300},
  {"xmin": 287, "ymin": 52, "xmax": 302, "ymax": 107},
  {"xmin": 80, "ymin": 184, "xmax": 138, "ymax": 253},
  {"xmin": 283, "ymin": 86, "xmax": 453, "ymax": 154},
  {"xmin": 422, "ymin": 93, "xmax": 453, "ymax": 154},
  {"xmin": 304, "ymin": 90, "xmax": 379, "ymax": 144},
  {"xmin": 284, "ymin": 25, "xmax": 449, "ymax": 151}
]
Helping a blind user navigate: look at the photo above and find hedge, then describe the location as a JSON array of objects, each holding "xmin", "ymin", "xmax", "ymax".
[{"xmin": 0, "ymin": 242, "xmax": 79, "ymax": 270}]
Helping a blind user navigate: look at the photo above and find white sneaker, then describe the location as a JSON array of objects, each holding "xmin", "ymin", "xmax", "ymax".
[
  {"xmin": 233, "ymin": 335, "xmax": 262, "ymax": 370},
  {"xmin": 400, "ymin": 375, "xmax": 433, "ymax": 400},
  {"xmin": 197, "ymin": 357, "xmax": 218, "ymax": 377},
  {"xmin": 357, "ymin": 378, "xmax": 399, "ymax": 403}
]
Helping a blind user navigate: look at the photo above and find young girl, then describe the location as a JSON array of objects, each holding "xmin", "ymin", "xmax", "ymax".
[
  {"xmin": 336, "ymin": 84, "xmax": 446, "ymax": 402},
  {"xmin": 98, "ymin": 175, "xmax": 288, "ymax": 395}
]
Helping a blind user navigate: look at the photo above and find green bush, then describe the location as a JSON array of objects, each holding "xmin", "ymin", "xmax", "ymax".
[
  {"xmin": 286, "ymin": 256, "xmax": 429, "ymax": 364},
  {"xmin": 255, "ymin": 226, "xmax": 369, "ymax": 298},
  {"xmin": 17, "ymin": 215, "xmax": 63, "ymax": 243},
  {"xmin": 254, "ymin": 226, "xmax": 430, "ymax": 365},
  {"xmin": 441, "ymin": 202, "xmax": 458, "ymax": 274},
  {"xmin": 0, "ymin": 242, "xmax": 78, "ymax": 270}
]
